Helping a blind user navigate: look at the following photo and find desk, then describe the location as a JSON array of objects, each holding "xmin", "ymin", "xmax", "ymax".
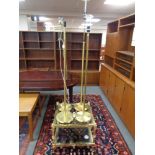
[
  {"xmin": 19, "ymin": 93, "xmax": 40, "ymax": 140},
  {"xmin": 19, "ymin": 71, "xmax": 77, "ymax": 103}
]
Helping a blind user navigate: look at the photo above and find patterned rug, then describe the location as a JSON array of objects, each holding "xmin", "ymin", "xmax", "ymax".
[
  {"xmin": 19, "ymin": 108, "xmax": 39, "ymax": 155},
  {"xmin": 33, "ymin": 95, "xmax": 131, "ymax": 155}
]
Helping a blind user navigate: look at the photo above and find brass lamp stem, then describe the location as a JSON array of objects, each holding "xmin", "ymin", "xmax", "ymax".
[
  {"xmin": 80, "ymin": 33, "xmax": 86, "ymax": 112},
  {"xmin": 63, "ymin": 26, "xmax": 67, "ymax": 120},
  {"xmin": 83, "ymin": 32, "xmax": 89, "ymax": 104}
]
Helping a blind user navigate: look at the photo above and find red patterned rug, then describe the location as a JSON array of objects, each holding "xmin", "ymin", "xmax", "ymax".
[
  {"xmin": 33, "ymin": 95, "xmax": 131, "ymax": 155},
  {"xmin": 19, "ymin": 110, "xmax": 39, "ymax": 155}
]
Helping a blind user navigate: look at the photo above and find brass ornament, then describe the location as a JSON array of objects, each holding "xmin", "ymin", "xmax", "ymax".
[
  {"xmin": 75, "ymin": 111, "xmax": 92, "ymax": 123},
  {"xmin": 56, "ymin": 111, "xmax": 74, "ymax": 124},
  {"xmin": 74, "ymin": 102, "xmax": 90, "ymax": 111},
  {"xmin": 57, "ymin": 102, "xmax": 72, "ymax": 111}
]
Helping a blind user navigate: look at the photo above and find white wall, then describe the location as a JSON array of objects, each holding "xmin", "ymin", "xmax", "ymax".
[
  {"xmin": 101, "ymin": 30, "xmax": 107, "ymax": 47},
  {"xmin": 19, "ymin": 15, "xmax": 107, "ymax": 46},
  {"xmin": 19, "ymin": 15, "xmax": 28, "ymax": 31}
]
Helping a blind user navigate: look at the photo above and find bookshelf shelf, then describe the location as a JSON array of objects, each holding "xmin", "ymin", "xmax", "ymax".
[
  {"xmin": 23, "ymin": 40, "xmax": 39, "ymax": 42},
  {"xmin": 114, "ymin": 63, "xmax": 131, "ymax": 72},
  {"xmin": 119, "ymin": 23, "xmax": 135, "ymax": 28},
  {"xmin": 115, "ymin": 57, "xmax": 132, "ymax": 65}
]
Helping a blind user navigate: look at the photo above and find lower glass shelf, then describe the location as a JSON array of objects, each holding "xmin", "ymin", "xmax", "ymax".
[{"xmin": 53, "ymin": 127, "xmax": 95, "ymax": 147}]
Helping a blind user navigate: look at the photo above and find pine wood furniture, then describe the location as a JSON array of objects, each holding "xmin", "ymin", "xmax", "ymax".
[
  {"xmin": 100, "ymin": 63, "xmax": 135, "ymax": 137},
  {"xmin": 19, "ymin": 31, "xmax": 102, "ymax": 85},
  {"xmin": 19, "ymin": 93, "xmax": 40, "ymax": 140},
  {"xmin": 19, "ymin": 71, "xmax": 77, "ymax": 103},
  {"xmin": 100, "ymin": 14, "xmax": 135, "ymax": 137},
  {"xmin": 104, "ymin": 14, "xmax": 135, "ymax": 81}
]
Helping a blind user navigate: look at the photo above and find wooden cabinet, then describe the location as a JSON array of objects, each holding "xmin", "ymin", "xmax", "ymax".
[
  {"xmin": 102, "ymin": 14, "xmax": 135, "ymax": 136},
  {"xmin": 120, "ymin": 84, "xmax": 135, "ymax": 137},
  {"xmin": 100, "ymin": 63, "xmax": 135, "ymax": 137}
]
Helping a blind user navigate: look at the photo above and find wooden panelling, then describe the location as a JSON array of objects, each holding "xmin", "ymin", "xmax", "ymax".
[
  {"xmin": 105, "ymin": 32, "xmax": 119, "ymax": 58},
  {"xmin": 107, "ymin": 20, "xmax": 119, "ymax": 33},
  {"xmin": 71, "ymin": 71, "xmax": 99, "ymax": 85},
  {"xmin": 118, "ymin": 27, "xmax": 134, "ymax": 51}
]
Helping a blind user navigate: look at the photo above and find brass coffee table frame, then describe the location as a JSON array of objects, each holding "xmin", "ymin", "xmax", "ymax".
[{"xmin": 51, "ymin": 104, "xmax": 97, "ymax": 151}]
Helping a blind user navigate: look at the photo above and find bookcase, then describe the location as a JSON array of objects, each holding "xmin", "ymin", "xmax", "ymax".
[
  {"xmin": 104, "ymin": 14, "xmax": 135, "ymax": 81},
  {"xmin": 66, "ymin": 32, "xmax": 101, "ymax": 85},
  {"xmin": 19, "ymin": 31, "xmax": 102, "ymax": 85},
  {"xmin": 100, "ymin": 14, "xmax": 135, "ymax": 137},
  {"xmin": 19, "ymin": 31, "xmax": 56, "ymax": 71}
]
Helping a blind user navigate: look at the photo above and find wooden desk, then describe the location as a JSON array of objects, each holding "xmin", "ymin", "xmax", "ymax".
[
  {"xmin": 19, "ymin": 93, "xmax": 40, "ymax": 140},
  {"xmin": 19, "ymin": 71, "xmax": 77, "ymax": 103}
]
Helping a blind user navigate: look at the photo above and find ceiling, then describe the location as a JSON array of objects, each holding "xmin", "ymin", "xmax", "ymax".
[{"xmin": 19, "ymin": 0, "xmax": 135, "ymax": 31}]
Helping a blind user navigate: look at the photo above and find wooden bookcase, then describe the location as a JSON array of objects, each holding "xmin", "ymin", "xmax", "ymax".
[
  {"xmin": 67, "ymin": 32, "xmax": 102, "ymax": 85},
  {"xmin": 100, "ymin": 14, "xmax": 135, "ymax": 137},
  {"xmin": 19, "ymin": 31, "xmax": 56, "ymax": 71},
  {"xmin": 19, "ymin": 31, "xmax": 102, "ymax": 85},
  {"xmin": 104, "ymin": 14, "xmax": 135, "ymax": 81}
]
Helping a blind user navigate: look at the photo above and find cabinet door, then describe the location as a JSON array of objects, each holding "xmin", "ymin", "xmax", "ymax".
[
  {"xmin": 86, "ymin": 72, "xmax": 99, "ymax": 85},
  {"xmin": 99, "ymin": 66, "xmax": 110, "ymax": 95},
  {"xmin": 120, "ymin": 84, "xmax": 135, "ymax": 137},
  {"xmin": 112, "ymin": 77, "xmax": 125, "ymax": 114},
  {"xmin": 105, "ymin": 33, "xmax": 119, "ymax": 58},
  {"xmin": 107, "ymin": 72, "xmax": 116, "ymax": 104}
]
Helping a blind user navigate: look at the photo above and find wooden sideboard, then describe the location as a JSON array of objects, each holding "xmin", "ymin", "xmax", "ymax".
[{"xmin": 99, "ymin": 63, "xmax": 135, "ymax": 138}]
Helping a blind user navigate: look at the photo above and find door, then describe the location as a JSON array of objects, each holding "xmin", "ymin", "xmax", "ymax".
[
  {"xmin": 120, "ymin": 84, "xmax": 135, "ymax": 137},
  {"xmin": 107, "ymin": 71, "xmax": 116, "ymax": 104},
  {"xmin": 99, "ymin": 65, "xmax": 110, "ymax": 95},
  {"xmin": 112, "ymin": 77, "xmax": 125, "ymax": 114}
]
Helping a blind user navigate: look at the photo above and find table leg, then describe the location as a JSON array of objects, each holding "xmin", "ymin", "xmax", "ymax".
[
  {"xmin": 38, "ymin": 96, "xmax": 41, "ymax": 116},
  {"xmin": 69, "ymin": 87, "xmax": 73, "ymax": 103},
  {"xmin": 28, "ymin": 113, "xmax": 33, "ymax": 140}
]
